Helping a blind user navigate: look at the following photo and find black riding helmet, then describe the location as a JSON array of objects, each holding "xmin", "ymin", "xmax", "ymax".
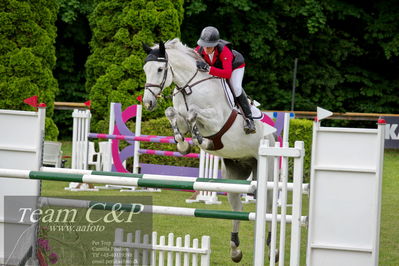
[{"xmin": 197, "ymin": 26, "xmax": 220, "ymax": 47}]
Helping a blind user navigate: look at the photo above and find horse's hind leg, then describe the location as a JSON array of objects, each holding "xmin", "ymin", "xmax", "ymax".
[
  {"xmin": 223, "ymin": 158, "xmax": 254, "ymax": 263},
  {"xmin": 228, "ymin": 192, "xmax": 243, "ymax": 263},
  {"xmin": 165, "ymin": 107, "xmax": 191, "ymax": 154}
]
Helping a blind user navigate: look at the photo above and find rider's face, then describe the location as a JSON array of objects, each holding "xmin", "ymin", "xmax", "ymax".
[{"xmin": 204, "ymin": 47, "xmax": 215, "ymax": 54}]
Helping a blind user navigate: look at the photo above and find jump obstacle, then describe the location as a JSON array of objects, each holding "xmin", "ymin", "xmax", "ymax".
[
  {"xmin": 0, "ymin": 106, "xmax": 385, "ymax": 266},
  {"xmin": 71, "ymin": 102, "xmax": 293, "ymax": 204},
  {"xmin": 71, "ymin": 103, "xmax": 223, "ymax": 204}
]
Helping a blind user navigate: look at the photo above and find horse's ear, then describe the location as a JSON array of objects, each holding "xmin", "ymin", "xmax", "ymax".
[
  {"xmin": 159, "ymin": 41, "xmax": 165, "ymax": 58},
  {"xmin": 142, "ymin": 43, "xmax": 152, "ymax": 54}
]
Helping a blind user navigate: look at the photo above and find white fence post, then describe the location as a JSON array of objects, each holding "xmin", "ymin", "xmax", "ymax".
[
  {"xmin": 290, "ymin": 141, "xmax": 304, "ymax": 265},
  {"xmin": 133, "ymin": 104, "xmax": 142, "ymax": 174},
  {"xmin": 254, "ymin": 139, "xmax": 305, "ymax": 266},
  {"xmin": 71, "ymin": 109, "xmax": 90, "ymax": 170}
]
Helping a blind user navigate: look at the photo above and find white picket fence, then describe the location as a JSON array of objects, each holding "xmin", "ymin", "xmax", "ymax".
[{"xmin": 113, "ymin": 229, "xmax": 211, "ymax": 266}]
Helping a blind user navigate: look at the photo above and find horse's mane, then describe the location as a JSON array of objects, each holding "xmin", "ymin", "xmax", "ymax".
[{"xmin": 164, "ymin": 38, "xmax": 203, "ymax": 61}]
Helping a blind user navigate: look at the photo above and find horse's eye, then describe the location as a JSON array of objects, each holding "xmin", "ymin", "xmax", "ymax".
[{"xmin": 157, "ymin": 67, "xmax": 163, "ymax": 73}]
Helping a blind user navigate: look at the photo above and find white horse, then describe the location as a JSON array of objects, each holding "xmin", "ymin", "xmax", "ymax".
[{"xmin": 142, "ymin": 39, "xmax": 276, "ymax": 263}]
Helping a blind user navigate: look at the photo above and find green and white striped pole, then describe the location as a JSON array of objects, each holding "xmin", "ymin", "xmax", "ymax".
[
  {"xmin": 39, "ymin": 197, "xmax": 307, "ymax": 223},
  {"xmin": 0, "ymin": 168, "xmax": 255, "ymax": 194},
  {"xmin": 40, "ymin": 167, "xmax": 310, "ymax": 193}
]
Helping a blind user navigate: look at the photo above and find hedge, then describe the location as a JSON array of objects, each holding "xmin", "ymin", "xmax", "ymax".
[
  {"xmin": 288, "ymin": 118, "xmax": 313, "ymax": 180},
  {"xmin": 0, "ymin": 0, "xmax": 59, "ymax": 140}
]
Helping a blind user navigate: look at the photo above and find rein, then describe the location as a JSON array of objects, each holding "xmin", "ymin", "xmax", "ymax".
[{"xmin": 171, "ymin": 68, "xmax": 220, "ymax": 111}]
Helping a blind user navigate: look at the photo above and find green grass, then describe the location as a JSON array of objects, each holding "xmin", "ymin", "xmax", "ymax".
[
  {"xmin": 43, "ymin": 144, "xmax": 399, "ymax": 265},
  {"xmin": 379, "ymin": 149, "xmax": 399, "ymax": 266}
]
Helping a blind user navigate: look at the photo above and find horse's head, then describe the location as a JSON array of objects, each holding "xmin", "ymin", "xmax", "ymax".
[{"xmin": 142, "ymin": 41, "xmax": 173, "ymax": 111}]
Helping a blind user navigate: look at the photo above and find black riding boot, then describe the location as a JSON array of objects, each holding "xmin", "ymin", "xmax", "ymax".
[{"xmin": 236, "ymin": 92, "xmax": 256, "ymax": 134}]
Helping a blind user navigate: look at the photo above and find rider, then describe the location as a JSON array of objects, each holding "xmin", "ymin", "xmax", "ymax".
[{"xmin": 194, "ymin": 26, "xmax": 256, "ymax": 134}]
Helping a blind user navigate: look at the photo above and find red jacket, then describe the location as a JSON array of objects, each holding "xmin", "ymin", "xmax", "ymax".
[{"xmin": 195, "ymin": 45, "xmax": 245, "ymax": 79}]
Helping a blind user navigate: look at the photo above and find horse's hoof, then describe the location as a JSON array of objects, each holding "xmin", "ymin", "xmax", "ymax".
[
  {"xmin": 269, "ymin": 249, "xmax": 279, "ymax": 263},
  {"xmin": 175, "ymin": 134, "xmax": 184, "ymax": 143},
  {"xmin": 231, "ymin": 249, "xmax": 242, "ymax": 263},
  {"xmin": 275, "ymin": 249, "xmax": 279, "ymax": 263},
  {"xmin": 192, "ymin": 138, "xmax": 199, "ymax": 146},
  {"xmin": 177, "ymin": 141, "xmax": 191, "ymax": 155},
  {"xmin": 203, "ymin": 140, "xmax": 214, "ymax": 150},
  {"xmin": 230, "ymin": 241, "xmax": 243, "ymax": 263}
]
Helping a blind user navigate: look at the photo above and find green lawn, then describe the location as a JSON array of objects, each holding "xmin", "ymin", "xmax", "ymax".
[
  {"xmin": 379, "ymin": 149, "xmax": 399, "ymax": 266},
  {"xmin": 43, "ymin": 145, "xmax": 399, "ymax": 265}
]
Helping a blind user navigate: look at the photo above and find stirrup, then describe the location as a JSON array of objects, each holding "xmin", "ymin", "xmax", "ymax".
[{"xmin": 244, "ymin": 119, "xmax": 256, "ymax": 134}]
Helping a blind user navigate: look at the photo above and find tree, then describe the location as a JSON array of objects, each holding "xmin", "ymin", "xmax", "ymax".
[
  {"xmin": 0, "ymin": 0, "xmax": 59, "ymax": 139},
  {"xmin": 182, "ymin": 0, "xmax": 399, "ymax": 113},
  {"xmin": 85, "ymin": 0, "xmax": 184, "ymax": 132}
]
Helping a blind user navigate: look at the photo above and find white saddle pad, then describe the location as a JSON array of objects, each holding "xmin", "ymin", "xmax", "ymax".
[{"xmin": 220, "ymin": 79, "xmax": 263, "ymax": 119}]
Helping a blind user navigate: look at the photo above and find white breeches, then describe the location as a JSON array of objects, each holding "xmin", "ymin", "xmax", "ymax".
[{"xmin": 229, "ymin": 67, "xmax": 245, "ymax": 97}]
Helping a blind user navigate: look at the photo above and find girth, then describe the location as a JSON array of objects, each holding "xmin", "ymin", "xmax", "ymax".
[{"xmin": 204, "ymin": 109, "xmax": 238, "ymax": 150}]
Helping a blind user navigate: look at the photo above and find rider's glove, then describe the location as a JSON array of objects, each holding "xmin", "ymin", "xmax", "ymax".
[{"xmin": 196, "ymin": 61, "xmax": 210, "ymax": 72}]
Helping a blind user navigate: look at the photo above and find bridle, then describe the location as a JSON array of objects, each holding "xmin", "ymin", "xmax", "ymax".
[
  {"xmin": 144, "ymin": 54, "xmax": 169, "ymax": 99},
  {"xmin": 144, "ymin": 50, "xmax": 219, "ymax": 110}
]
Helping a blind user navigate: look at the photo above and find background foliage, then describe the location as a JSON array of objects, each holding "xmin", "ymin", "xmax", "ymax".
[
  {"xmin": 85, "ymin": 0, "xmax": 184, "ymax": 133},
  {"xmin": 53, "ymin": 0, "xmax": 97, "ymax": 137},
  {"xmin": 182, "ymin": 0, "xmax": 399, "ymax": 114},
  {"xmin": 0, "ymin": 0, "xmax": 59, "ymax": 139},
  {"xmin": 0, "ymin": 1, "xmax": 398, "ymax": 140}
]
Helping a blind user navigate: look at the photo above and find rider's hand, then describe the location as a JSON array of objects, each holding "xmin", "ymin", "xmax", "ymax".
[{"xmin": 196, "ymin": 61, "xmax": 210, "ymax": 72}]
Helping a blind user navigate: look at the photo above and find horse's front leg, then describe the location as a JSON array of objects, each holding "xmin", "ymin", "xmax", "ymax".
[
  {"xmin": 228, "ymin": 192, "xmax": 243, "ymax": 263},
  {"xmin": 187, "ymin": 107, "xmax": 218, "ymax": 150},
  {"xmin": 165, "ymin": 107, "xmax": 191, "ymax": 155}
]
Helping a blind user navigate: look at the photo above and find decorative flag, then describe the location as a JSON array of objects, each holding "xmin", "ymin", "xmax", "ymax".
[{"xmin": 23, "ymin": 96, "xmax": 38, "ymax": 108}]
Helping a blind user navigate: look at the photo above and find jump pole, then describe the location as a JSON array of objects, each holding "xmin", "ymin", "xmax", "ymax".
[
  {"xmin": 39, "ymin": 197, "xmax": 307, "ymax": 223},
  {"xmin": 88, "ymin": 133, "xmax": 194, "ymax": 145},
  {"xmin": 0, "ymin": 168, "xmax": 255, "ymax": 194},
  {"xmin": 41, "ymin": 167, "xmax": 310, "ymax": 193}
]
